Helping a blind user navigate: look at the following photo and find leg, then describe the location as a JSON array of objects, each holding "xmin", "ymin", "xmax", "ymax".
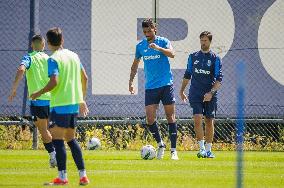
[
  {"xmin": 30, "ymin": 105, "xmax": 56, "ymax": 167},
  {"xmin": 64, "ymin": 115, "xmax": 89, "ymax": 186},
  {"xmin": 50, "ymin": 125, "xmax": 68, "ymax": 181},
  {"xmin": 194, "ymin": 114, "xmax": 204, "ymax": 142},
  {"xmin": 204, "ymin": 117, "xmax": 214, "ymax": 144},
  {"xmin": 146, "ymin": 104, "xmax": 163, "ymax": 144},
  {"xmin": 65, "ymin": 128, "xmax": 85, "ymax": 172},
  {"xmin": 203, "ymin": 99, "xmax": 217, "ymax": 157},
  {"xmin": 145, "ymin": 104, "xmax": 158, "ymax": 125},
  {"xmin": 34, "ymin": 118, "xmax": 52, "ymax": 143},
  {"xmin": 190, "ymin": 102, "xmax": 206, "ymax": 157},
  {"xmin": 34, "ymin": 118, "xmax": 56, "ymax": 167},
  {"xmin": 30, "ymin": 106, "xmax": 54, "ymax": 153},
  {"xmin": 164, "ymin": 104, "xmax": 179, "ymax": 160},
  {"xmin": 163, "ymin": 104, "xmax": 177, "ymax": 150}
]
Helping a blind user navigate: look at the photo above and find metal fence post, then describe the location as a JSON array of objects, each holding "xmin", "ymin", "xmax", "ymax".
[
  {"xmin": 29, "ymin": 0, "xmax": 40, "ymax": 150},
  {"xmin": 32, "ymin": 124, "xmax": 38, "ymax": 150}
]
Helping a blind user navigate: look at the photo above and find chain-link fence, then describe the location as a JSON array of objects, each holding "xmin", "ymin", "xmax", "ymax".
[{"xmin": 0, "ymin": 0, "xmax": 283, "ymax": 151}]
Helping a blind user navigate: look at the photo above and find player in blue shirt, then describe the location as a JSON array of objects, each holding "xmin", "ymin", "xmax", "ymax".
[
  {"xmin": 8, "ymin": 35, "xmax": 57, "ymax": 167},
  {"xmin": 179, "ymin": 31, "xmax": 223, "ymax": 158},
  {"xmin": 129, "ymin": 19, "xmax": 178, "ymax": 160}
]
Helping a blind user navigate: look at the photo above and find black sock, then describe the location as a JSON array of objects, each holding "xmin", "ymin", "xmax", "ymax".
[
  {"xmin": 52, "ymin": 139, "xmax": 66, "ymax": 171},
  {"xmin": 43, "ymin": 142, "xmax": 55, "ymax": 153},
  {"xmin": 148, "ymin": 121, "xmax": 162, "ymax": 144},
  {"xmin": 168, "ymin": 123, "xmax": 177, "ymax": 149},
  {"xmin": 67, "ymin": 139, "xmax": 85, "ymax": 170}
]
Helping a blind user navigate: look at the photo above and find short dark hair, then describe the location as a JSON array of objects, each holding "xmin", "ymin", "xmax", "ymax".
[
  {"xmin": 46, "ymin": 27, "xmax": 63, "ymax": 46},
  {"xmin": 31, "ymin": 34, "xmax": 44, "ymax": 43},
  {"xmin": 142, "ymin": 18, "xmax": 156, "ymax": 28},
  {"xmin": 200, "ymin": 31, "xmax": 212, "ymax": 42}
]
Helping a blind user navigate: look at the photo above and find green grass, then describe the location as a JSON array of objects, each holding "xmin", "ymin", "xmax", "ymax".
[{"xmin": 0, "ymin": 150, "xmax": 283, "ymax": 188}]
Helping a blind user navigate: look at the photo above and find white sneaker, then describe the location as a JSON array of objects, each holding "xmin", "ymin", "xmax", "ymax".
[
  {"xmin": 171, "ymin": 151, "xmax": 179, "ymax": 160},
  {"xmin": 49, "ymin": 157, "xmax": 57, "ymax": 168},
  {"xmin": 157, "ymin": 145, "xmax": 166, "ymax": 160},
  {"xmin": 197, "ymin": 149, "xmax": 206, "ymax": 158},
  {"xmin": 49, "ymin": 152, "xmax": 57, "ymax": 168}
]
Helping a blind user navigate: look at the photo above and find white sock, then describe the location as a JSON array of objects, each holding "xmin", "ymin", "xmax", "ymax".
[
  {"xmin": 49, "ymin": 151, "xmax": 56, "ymax": 159},
  {"xmin": 171, "ymin": 148, "xmax": 176, "ymax": 152},
  {"xmin": 58, "ymin": 170, "xmax": 67, "ymax": 180},
  {"xmin": 205, "ymin": 143, "xmax": 212, "ymax": 152},
  {"xmin": 158, "ymin": 141, "xmax": 164, "ymax": 147},
  {"xmin": 79, "ymin": 169, "xmax": 87, "ymax": 178},
  {"xmin": 198, "ymin": 140, "xmax": 205, "ymax": 151}
]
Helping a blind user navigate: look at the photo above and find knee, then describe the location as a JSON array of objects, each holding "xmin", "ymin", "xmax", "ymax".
[
  {"xmin": 205, "ymin": 118, "xmax": 214, "ymax": 125},
  {"xmin": 165, "ymin": 113, "xmax": 175, "ymax": 122},
  {"xmin": 147, "ymin": 118, "xmax": 155, "ymax": 125}
]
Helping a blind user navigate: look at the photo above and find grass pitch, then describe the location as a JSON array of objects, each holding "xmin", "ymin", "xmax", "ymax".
[{"xmin": 0, "ymin": 150, "xmax": 283, "ymax": 187}]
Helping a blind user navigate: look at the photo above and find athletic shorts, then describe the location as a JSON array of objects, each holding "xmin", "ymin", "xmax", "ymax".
[
  {"xmin": 190, "ymin": 97, "xmax": 217, "ymax": 118},
  {"xmin": 49, "ymin": 110, "xmax": 78, "ymax": 129},
  {"xmin": 145, "ymin": 85, "xmax": 175, "ymax": 106},
  {"xmin": 30, "ymin": 105, "xmax": 49, "ymax": 119}
]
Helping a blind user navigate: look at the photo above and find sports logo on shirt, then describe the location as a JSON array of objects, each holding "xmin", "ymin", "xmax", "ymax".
[
  {"xmin": 143, "ymin": 55, "xmax": 161, "ymax": 60},
  {"xmin": 207, "ymin": 60, "xmax": 211, "ymax": 66},
  {"xmin": 193, "ymin": 60, "xmax": 199, "ymax": 65},
  {"xmin": 195, "ymin": 68, "xmax": 210, "ymax": 75}
]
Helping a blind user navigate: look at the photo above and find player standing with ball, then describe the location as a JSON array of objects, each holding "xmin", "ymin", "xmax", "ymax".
[{"xmin": 129, "ymin": 19, "xmax": 178, "ymax": 160}]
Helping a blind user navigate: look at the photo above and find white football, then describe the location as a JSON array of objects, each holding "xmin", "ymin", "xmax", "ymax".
[
  {"xmin": 87, "ymin": 137, "xmax": 101, "ymax": 150},
  {"xmin": 141, "ymin": 145, "xmax": 156, "ymax": 160}
]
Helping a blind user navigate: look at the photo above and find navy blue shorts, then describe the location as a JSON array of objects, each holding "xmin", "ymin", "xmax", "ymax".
[
  {"xmin": 49, "ymin": 110, "xmax": 78, "ymax": 129},
  {"xmin": 190, "ymin": 97, "xmax": 217, "ymax": 118},
  {"xmin": 145, "ymin": 85, "xmax": 175, "ymax": 106},
  {"xmin": 30, "ymin": 105, "xmax": 49, "ymax": 119}
]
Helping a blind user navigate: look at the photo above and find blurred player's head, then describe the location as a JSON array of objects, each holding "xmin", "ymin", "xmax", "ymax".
[
  {"xmin": 31, "ymin": 34, "xmax": 45, "ymax": 51},
  {"xmin": 46, "ymin": 27, "xmax": 64, "ymax": 50},
  {"xmin": 142, "ymin": 18, "xmax": 156, "ymax": 41},
  {"xmin": 199, "ymin": 31, "xmax": 212, "ymax": 52}
]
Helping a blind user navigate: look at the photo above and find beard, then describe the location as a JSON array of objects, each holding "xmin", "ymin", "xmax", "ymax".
[
  {"xmin": 146, "ymin": 36, "xmax": 154, "ymax": 41},
  {"xmin": 201, "ymin": 45, "xmax": 209, "ymax": 51}
]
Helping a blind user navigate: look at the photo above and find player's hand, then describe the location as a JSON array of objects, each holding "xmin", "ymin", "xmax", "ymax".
[
  {"xmin": 80, "ymin": 101, "xmax": 89, "ymax": 117},
  {"xmin": 8, "ymin": 89, "xmax": 17, "ymax": 102},
  {"xmin": 179, "ymin": 91, "xmax": 188, "ymax": 103},
  {"xmin": 203, "ymin": 92, "xmax": 213, "ymax": 102},
  {"xmin": 30, "ymin": 90, "xmax": 42, "ymax": 100},
  {"xmin": 129, "ymin": 82, "xmax": 135, "ymax": 94},
  {"xmin": 149, "ymin": 43, "xmax": 160, "ymax": 51}
]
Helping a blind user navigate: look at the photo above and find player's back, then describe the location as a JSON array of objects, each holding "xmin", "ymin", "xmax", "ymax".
[
  {"xmin": 49, "ymin": 49, "xmax": 83, "ymax": 107},
  {"xmin": 26, "ymin": 51, "xmax": 50, "ymax": 100}
]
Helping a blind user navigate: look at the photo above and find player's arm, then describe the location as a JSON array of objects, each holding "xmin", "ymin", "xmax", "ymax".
[
  {"xmin": 8, "ymin": 65, "xmax": 26, "ymax": 102},
  {"xmin": 180, "ymin": 55, "xmax": 193, "ymax": 102},
  {"xmin": 81, "ymin": 66, "xmax": 88, "ymax": 100},
  {"xmin": 149, "ymin": 38, "xmax": 175, "ymax": 58},
  {"xmin": 9, "ymin": 55, "xmax": 32, "ymax": 102},
  {"xmin": 203, "ymin": 57, "xmax": 223, "ymax": 102},
  {"xmin": 30, "ymin": 58, "xmax": 58, "ymax": 100},
  {"xmin": 30, "ymin": 75, "xmax": 58, "ymax": 100},
  {"xmin": 129, "ymin": 45, "xmax": 142, "ymax": 94},
  {"xmin": 129, "ymin": 58, "xmax": 140, "ymax": 94},
  {"xmin": 80, "ymin": 64, "xmax": 89, "ymax": 117}
]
